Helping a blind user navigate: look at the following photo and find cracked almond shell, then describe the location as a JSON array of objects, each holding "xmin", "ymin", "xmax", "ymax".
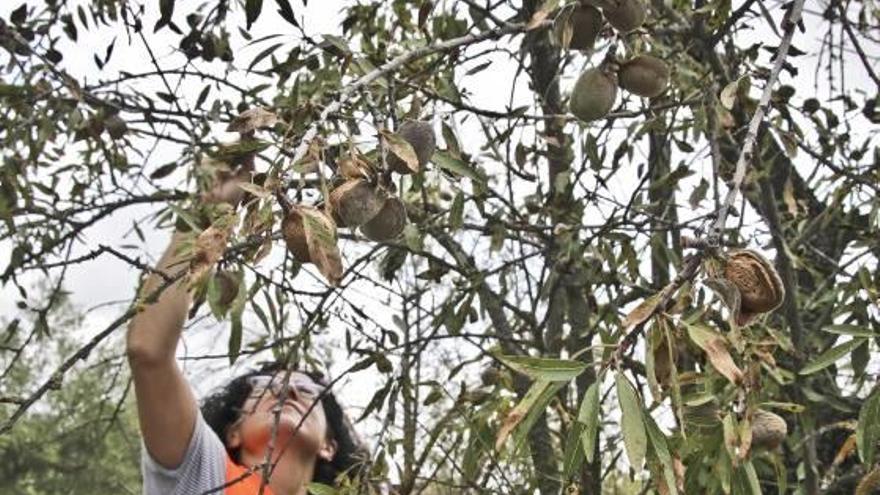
[{"xmin": 724, "ymin": 249, "xmax": 785, "ymax": 315}]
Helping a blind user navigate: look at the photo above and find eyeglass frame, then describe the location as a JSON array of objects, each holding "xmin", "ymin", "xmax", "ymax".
[{"xmin": 246, "ymin": 373, "xmax": 326, "ymax": 402}]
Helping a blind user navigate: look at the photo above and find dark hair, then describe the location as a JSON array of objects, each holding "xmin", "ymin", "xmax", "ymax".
[{"xmin": 201, "ymin": 362, "xmax": 369, "ymax": 485}]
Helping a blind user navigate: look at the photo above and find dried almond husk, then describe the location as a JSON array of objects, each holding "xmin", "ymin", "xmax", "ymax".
[
  {"xmin": 599, "ymin": 0, "xmax": 646, "ymax": 32},
  {"xmin": 570, "ymin": 67, "xmax": 618, "ymax": 122},
  {"xmin": 552, "ymin": 4, "xmax": 604, "ymax": 51},
  {"xmin": 360, "ymin": 196, "xmax": 408, "ymax": 242},
  {"xmin": 329, "ymin": 179, "xmax": 385, "ymax": 227},
  {"xmin": 387, "ymin": 120, "xmax": 436, "ymax": 174},
  {"xmin": 618, "ymin": 55, "xmax": 670, "ymax": 98}
]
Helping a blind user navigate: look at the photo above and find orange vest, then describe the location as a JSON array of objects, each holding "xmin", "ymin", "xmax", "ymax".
[{"xmin": 224, "ymin": 456, "xmax": 276, "ymax": 495}]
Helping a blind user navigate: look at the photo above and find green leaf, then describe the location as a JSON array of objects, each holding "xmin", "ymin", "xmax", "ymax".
[
  {"xmin": 322, "ymin": 34, "xmax": 351, "ymax": 55},
  {"xmin": 644, "ymin": 413, "xmax": 678, "ymax": 495},
  {"xmin": 155, "ymin": 0, "xmax": 175, "ymax": 31},
  {"xmin": 616, "ymin": 372, "xmax": 647, "ymax": 469},
  {"xmin": 433, "ymin": 150, "xmax": 487, "ymax": 185},
  {"xmin": 799, "ymin": 338, "xmax": 866, "ymax": 375},
  {"xmin": 275, "ymin": 0, "xmax": 298, "ymax": 27},
  {"xmin": 857, "ymin": 390, "xmax": 880, "ymax": 465},
  {"xmin": 578, "ymin": 381, "xmax": 601, "ymax": 463},
  {"xmin": 229, "ymin": 311, "xmax": 243, "ymax": 365},
  {"xmin": 307, "ymin": 482, "xmax": 338, "ymax": 495},
  {"xmin": 561, "ymin": 420, "xmax": 586, "ymax": 481},
  {"xmin": 498, "ymin": 355, "xmax": 587, "ymax": 381},
  {"xmin": 821, "ymin": 324, "xmax": 878, "ymax": 338},
  {"xmin": 495, "ymin": 379, "xmax": 551, "ymax": 450},
  {"xmin": 743, "ymin": 461, "xmax": 762, "ymax": 495},
  {"xmin": 511, "ymin": 381, "xmax": 565, "ymax": 453},
  {"xmin": 227, "ymin": 274, "xmax": 250, "ymax": 364},
  {"xmin": 449, "ymin": 192, "xmax": 464, "ymax": 230},
  {"xmin": 246, "ymin": 0, "xmax": 263, "ymax": 29}
]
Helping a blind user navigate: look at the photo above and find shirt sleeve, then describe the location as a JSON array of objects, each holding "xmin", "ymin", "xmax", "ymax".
[{"xmin": 141, "ymin": 409, "xmax": 227, "ymax": 495}]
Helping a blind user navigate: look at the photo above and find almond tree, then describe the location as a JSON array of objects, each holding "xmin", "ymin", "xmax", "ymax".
[{"xmin": 1, "ymin": 1, "xmax": 878, "ymax": 494}]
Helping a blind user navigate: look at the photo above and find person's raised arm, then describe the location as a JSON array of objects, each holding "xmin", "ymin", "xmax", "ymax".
[{"xmin": 126, "ymin": 161, "xmax": 251, "ymax": 468}]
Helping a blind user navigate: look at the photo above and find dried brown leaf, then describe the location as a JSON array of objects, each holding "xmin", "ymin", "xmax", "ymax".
[
  {"xmin": 188, "ymin": 213, "xmax": 235, "ymax": 290},
  {"xmin": 382, "ymin": 130, "xmax": 420, "ymax": 173},
  {"xmin": 299, "ymin": 207, "xmax": 343, "ymax": 286},
  {"xmin": 226, "ymin": 107, "xmax": 279, "ymax": 134},
  {"xmin": 686, "ymin": 322, "xmax": 744, "ymax": 385},
  {"xmin": 622, "ymin": 291, "xmax": 664, "ymax": 330}
]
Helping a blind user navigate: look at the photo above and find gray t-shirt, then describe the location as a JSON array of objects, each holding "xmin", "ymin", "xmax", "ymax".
[{"xmin": 141, "ymin": 411, "xmax": 227, "ymax": 495}]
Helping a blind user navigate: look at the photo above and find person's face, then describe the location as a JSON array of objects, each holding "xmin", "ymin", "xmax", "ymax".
[{"xmin": 226, "ymin": 372, "xmax": 336, "ymax": 463}]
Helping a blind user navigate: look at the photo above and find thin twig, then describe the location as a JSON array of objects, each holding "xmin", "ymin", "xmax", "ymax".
[{"xmin": 709, "ymin": 0, "xmax": 807, "ymax": 243}]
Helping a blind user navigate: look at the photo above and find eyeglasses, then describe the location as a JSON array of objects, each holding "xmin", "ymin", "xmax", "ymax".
[{"xmin": 247, "ymin": 374, "xmax": 325, "ymax": 401}]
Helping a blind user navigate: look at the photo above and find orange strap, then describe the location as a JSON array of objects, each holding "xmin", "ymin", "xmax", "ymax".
[{"xmin": 224, "ymin": 456, "xmax": 276, "ymax": 495}]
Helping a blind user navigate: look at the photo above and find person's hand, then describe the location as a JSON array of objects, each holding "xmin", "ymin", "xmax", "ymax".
[{"xmin": 200, "ymin": 155, "xmax": 255, "ymax": 207}]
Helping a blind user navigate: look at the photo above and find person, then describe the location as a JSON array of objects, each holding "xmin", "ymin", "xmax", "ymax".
[{"xmin": 126, "ymin": 159, "xmax": 367, "ymax": 495}]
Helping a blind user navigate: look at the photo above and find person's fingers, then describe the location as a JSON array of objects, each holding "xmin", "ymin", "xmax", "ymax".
[{"xmin": 202, "ymin": 157, "xmax": 255, "ymax": 206}]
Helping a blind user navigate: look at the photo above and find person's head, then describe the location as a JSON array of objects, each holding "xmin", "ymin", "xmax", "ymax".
[{"xmin": 201, "ymin": 362, "xmax": 368, "ymax": 485}]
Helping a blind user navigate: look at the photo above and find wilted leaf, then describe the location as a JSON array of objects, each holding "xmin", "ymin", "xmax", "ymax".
[
  {"xmin": 237, "ymin": 182, "xmax": 271, "ymax": 199},
  {"xmin": 622, "ymin": 291, "xmax": 664, "ymax": 330},
  {"xmin": 703, "ymin": 277, "xmax": 742, "ymax": 328},
  {"xmin": 685, "ymin": 322, "xmax": 743, "ymax": 385},
  {"xmin": 720, "ymin": 75, "xmax": 750, "ymax": 110},
  {"xmin": 495, "ymin": 379, "xmax": 551, "ymax": 450},
  {"xmin": 418, "ymin": 0, "xmax": 434, "ymax": 28},
  {"xmin": 299, "ymin": 206, "xmax": 343, "ymax": 286},
  {"xmin": 526, "ymin": 2, "xmax": 555, "ymax": 30},
  {"xmin": 688, "ymin": 178, "xmax": 709, "ymax": 209},
  {"xmin": 783, "ymin": 176, "xmax": 799, "ymax": 216},
  {"xmin": 382, "ymin": 130, "xmax": 420, "ymax": 173},
  {"xmin": 616, "ymin": 372, "xmax": 647, "ymax": 469},
  {"xmin": 188, "ymin": 209, "xmax": 236, "ymax": 289},
  {"xmin": 856, "ymin": 467, "xmax": 880, "ymax": 495},
  {"xmin": 833, "ymin": 433, "xmax": 858, "ymax": 467},
  {"xmin": 227, "ymin": 107, "xmax": 278, "ymax": 134}
]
